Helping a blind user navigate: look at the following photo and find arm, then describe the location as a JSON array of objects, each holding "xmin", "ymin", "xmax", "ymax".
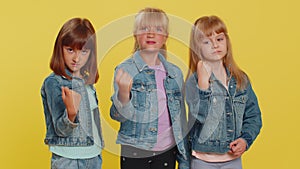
[
  {"xmin": 186, "ymin": 61, "xmax": 212, "ymax": 123},
  {"xmin": 110, "ymin": 67, "xmax": 135, "ymax": 122},
  {"xmin": 239, "ymin": 83, "xmax": 263, "ymax": 149},
  {"xmin": 185, "ymin": 73, "xmax": 211, "ymax": 123},
  {"xmin": 44, "ymin": 78, "xmax": 78, "ymax": 137},
  {"xmin": 61, "ymin": 86, "xmax": 81, "ymax": 122},
  {"xmin": 176, "ymin": 144, "xmax": 190, "ymax": 169},
  {"xmin": 176, "ymin": 69, "xmax": 190, "ymax": 169}
]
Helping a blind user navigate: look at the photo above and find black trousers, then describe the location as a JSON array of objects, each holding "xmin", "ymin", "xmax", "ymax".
[{"xmin": 120, "ymin": 145, "xmax": 177, "ymax": 169}]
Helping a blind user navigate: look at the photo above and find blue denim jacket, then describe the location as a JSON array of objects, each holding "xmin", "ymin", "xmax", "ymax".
[
  {"xmin": 110, "ymin": 51, "xmax": 190, "ymax": 169},
  {"xmin": 41, "ymin": 71, "xmax": 104, "ymax": 148},
  {"xmin": 186, "ymin": 72, "xmax": 262, "ymax": 154}
]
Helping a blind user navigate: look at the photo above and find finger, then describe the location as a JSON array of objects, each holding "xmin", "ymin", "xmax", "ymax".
[
  {"xmin": 197, "ymin": 60, "xmax": 203, "ymax": 70},
  {"xmin": 123, "ymin": 71, "xmax": 132, "ymax": 81},
  {"xmin": 115, "ymin": 68, "xmax": 124, "ymax": 82},
  {"xmin": 230, "ymin": 140, "xmax": 237, "ymax": 148},
  {"xmin": 231, "ymin": 145, "xmax": 238, "ymax": 153},
  {"xmin": 61, "ymin": 87, "xmax": 66, "ymax": 100},
  {"xmin": 202, "ymin": 61, "xmax": 211, "ymax": 74},
  {"xmin": 129, "ymin": 78, "xmax": 133, "ymax": 89}
]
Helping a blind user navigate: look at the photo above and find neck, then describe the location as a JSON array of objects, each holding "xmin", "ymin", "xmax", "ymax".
[
  {"xmin": 205, "ymin": 61, "xmax": 224, "ymax": 72},
  {"xmin": 139, "ymin": 50, "xmax": 161, "ymax": 66},
  {"xmin": 71, "ymin": 70, "xmax": 83, "ymax": 79},
  {"xmin": 205, "ymin": 60, "xmax": 228, "ymax": 87}
]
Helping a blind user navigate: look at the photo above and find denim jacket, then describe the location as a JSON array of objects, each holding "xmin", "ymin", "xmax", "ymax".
[
  {"xmin": 186, "ymin": 72, "xmax": 262, "ymax": 154},
  {"xmin": 41, "ymin": 71, "xmax": 104, "ymax": 148},
  {"xmin": 110, "ymin": 51, "xmax": 190, "ymax": 169}
]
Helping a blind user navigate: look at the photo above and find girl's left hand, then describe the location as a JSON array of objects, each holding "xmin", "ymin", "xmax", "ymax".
[{"xmin": 229, "ymin": 138, "xmax": 247, "ymax": 157}]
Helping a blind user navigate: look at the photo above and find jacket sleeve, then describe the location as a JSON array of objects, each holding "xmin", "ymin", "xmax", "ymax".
[
  {"xmin": 185, "ymin": 74, "xmax": 211, "ymax": 124},
  {"xmin": 239, "ymin": 83, "xmax": 262, "ymax": 149},
  {"xmin": 43, "ymin": 77, "xmax": 78, "ymax": 137},
  {"xmin": 176, "ymin": 148, "xmax": 190, "ymax": 169},
  {"xmin": 110, "ymin": 66, "xmax": 136, "ymax": 122},
  {"xmin": 176, "ymin": 71, "xmax": 190, "ymax": 169}
]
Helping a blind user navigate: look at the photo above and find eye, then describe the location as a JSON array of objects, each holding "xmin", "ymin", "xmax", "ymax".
[
  {"xmin": 216, "ymin": 35, "xmax": 225, "ymax": 42},
  {"xmin": 202, "ymin": 39, "xmax": 210, "ymax": 45},
  {"xmin": 65, "ymin": 47, "xmax": 74, "ymax": 53},
  {"xmin": 81, "ymin": 49, "xmax": 90, "ymax": 55},
  {"xmin": 217, "ymin": 37, "xmax": 224, "ymax": 41},
  {"xmin": 156, "ymin": 26, "xmax": 163, "ymax": 32},
  {"xmin": 140, "ymin": 26, "xmax": 149, "ymax": 32}
]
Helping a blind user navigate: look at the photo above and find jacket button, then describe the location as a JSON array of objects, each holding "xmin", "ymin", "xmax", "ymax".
[{"xmin": 149, "ymin": 128, "xmax": 157, "ymax": 132}]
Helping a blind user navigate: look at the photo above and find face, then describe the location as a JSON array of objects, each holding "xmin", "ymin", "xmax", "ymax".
[
  {"xmin": 135, "ymin": 25, "xmax": 167, "ymax": 53},
  {"xmin": 199, "ymin": 32, "xmax": 227, "ymax": 62},
  {"xmin": 63, "ymin": 46, "xmax": 91, "ymax": 77}
]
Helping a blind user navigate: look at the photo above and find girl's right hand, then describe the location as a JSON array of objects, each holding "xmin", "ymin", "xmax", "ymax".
[
  {"xmin": 115, "ymin": 69, "xmax": 133, "ymax": 105},
  {"xmin": 61, "ymin": 86, "xmax": 81, "ymax": 122},
  {"xmin": 197, "ymin": 60, "xmax": 211, "ymax": 90}
]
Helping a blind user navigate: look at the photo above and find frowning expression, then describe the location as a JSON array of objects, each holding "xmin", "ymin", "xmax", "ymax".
[
  {"xmin": 63, "ymin": 46, "xmax": 90, "ymax": 77},
  {"xmin": 200, "ymin": 32, "xmax": 227, "ymax": 62}
]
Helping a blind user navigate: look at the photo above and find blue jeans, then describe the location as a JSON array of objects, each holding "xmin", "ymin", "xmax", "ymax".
[
  {"xmin": 51, "ymin": 153, "xmax": 102, "ymax": 169},
  {"xmin": 191, "ymin": 157, "xmax": 242, "ymax": 169}
]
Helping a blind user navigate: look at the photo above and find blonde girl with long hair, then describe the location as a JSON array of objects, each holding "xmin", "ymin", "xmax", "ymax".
[{"xmin": 186, "ymin": 15, "xmax": 262, "ymax": 169}]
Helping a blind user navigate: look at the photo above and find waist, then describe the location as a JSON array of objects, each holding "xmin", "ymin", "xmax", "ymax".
[
  {"xmin": 121, "ymin": 145, "xmax": 176, "ymax": 158},
  {"xmin": 192, "ymin": 150, "xmax": 239, "ymax": 162}
]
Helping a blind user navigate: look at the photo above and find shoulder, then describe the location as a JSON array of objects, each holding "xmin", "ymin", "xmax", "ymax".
[
  {"xmin": 166, "ymin": 61, "xmax": 181, "ymax": 71},
  {"xmin": 114, "ymin": 57, "xmax": 141, "ymax": 77},
  {"xmin": 42, "ymin": 73, "xmax": 63, "ymax": 89},
  {"xmin": 114, "ymin": 57, "xmax": 135, "ymax": 71},
  {"xmin": 165, "ymin": 61, "xmax": 183, "ymax": 77},
  {"xmin": 116, "ymin": 57, "xmax": 134, "ymax": 68},
  {"xmin": 186, "ymin": 73, "xmax": 197, "ymax": 84}
]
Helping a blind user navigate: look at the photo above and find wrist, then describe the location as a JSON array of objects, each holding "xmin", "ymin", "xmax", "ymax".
[
  {"xmin": 118, "ymin": 91, "xmax": 130, "ymax": 105},
  {"xmin": 198, "ymin": 80, "xmax": 209, "ymax": 90}
]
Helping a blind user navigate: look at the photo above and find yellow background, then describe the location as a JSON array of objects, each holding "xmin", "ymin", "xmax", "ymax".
[{"xmin": 0, "ymin": 0, "xmax": 299, "ymax": 168}]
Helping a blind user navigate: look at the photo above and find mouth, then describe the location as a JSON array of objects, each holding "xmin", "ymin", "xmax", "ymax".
[
  {"xmin": 71, "ymin": 63, "xmax": 79, "ymax": 67},
  {"xmin": 146, "ymin": 41, "xmax": 156, "ymax": 45},
  {"xmin": 212, "ymin": 50, "xmax": 222, "ymax": 54}
]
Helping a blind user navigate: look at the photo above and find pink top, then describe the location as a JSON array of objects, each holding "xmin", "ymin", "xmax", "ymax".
[
  {"xmin": 192, "ymin": 150, "xmax": 239, "ymax": 162},
  {"xmin": 149, "ymin": 63, "xmax": 176, "ymax": 151}
]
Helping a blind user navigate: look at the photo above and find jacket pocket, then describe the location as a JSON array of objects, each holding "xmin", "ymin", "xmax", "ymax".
[{"xmin": 131, "ymin": 82, "xmax": 150, "ymax": 112}]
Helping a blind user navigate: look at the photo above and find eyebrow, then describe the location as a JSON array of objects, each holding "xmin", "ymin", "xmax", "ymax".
[
  {"xmin": 210, "ymin": 32, "xmax": 224, "ymax": 38},
  {"xmin": 202, "ymin": 33, "xmax": 225, "ymax": 40}
]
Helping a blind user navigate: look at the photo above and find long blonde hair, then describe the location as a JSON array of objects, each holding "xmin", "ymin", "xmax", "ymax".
[
  {"xmin": 133, "ymin": 7, "xmax": 169, "ymax": 57},
  {"xmin": 188, "ymin": 15, "xmax": 248, "ymax": 90}
]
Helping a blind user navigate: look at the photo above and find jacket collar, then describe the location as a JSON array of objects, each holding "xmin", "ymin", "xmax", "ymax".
[{"xmin": 132, "ymin": 51, "xmax": 177, "ymax": 78}]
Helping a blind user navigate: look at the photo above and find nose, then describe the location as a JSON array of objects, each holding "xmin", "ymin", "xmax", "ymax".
[
  {"xmin": 211, "ymin": 40, "xmax": 219, "ymax": 48},
  {"xmin": 147, "ymin": 31, "xmax": 155, "ymax": 37},
  {"xmin": 72, "ymin": 51, "xmax": 80, "ymax": 62}
]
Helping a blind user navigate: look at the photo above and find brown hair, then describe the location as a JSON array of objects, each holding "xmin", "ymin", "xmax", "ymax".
[
  {"xmin": 50, "ymin": 18, "xmax": 99, "ymax": 84},
  {"xmin": 188, "ymin": 15, "xmax": 248, "ymax": 90},
  {"xmin": 133, "ymin": 7, "xmax": 169, "ymax": 57}
]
